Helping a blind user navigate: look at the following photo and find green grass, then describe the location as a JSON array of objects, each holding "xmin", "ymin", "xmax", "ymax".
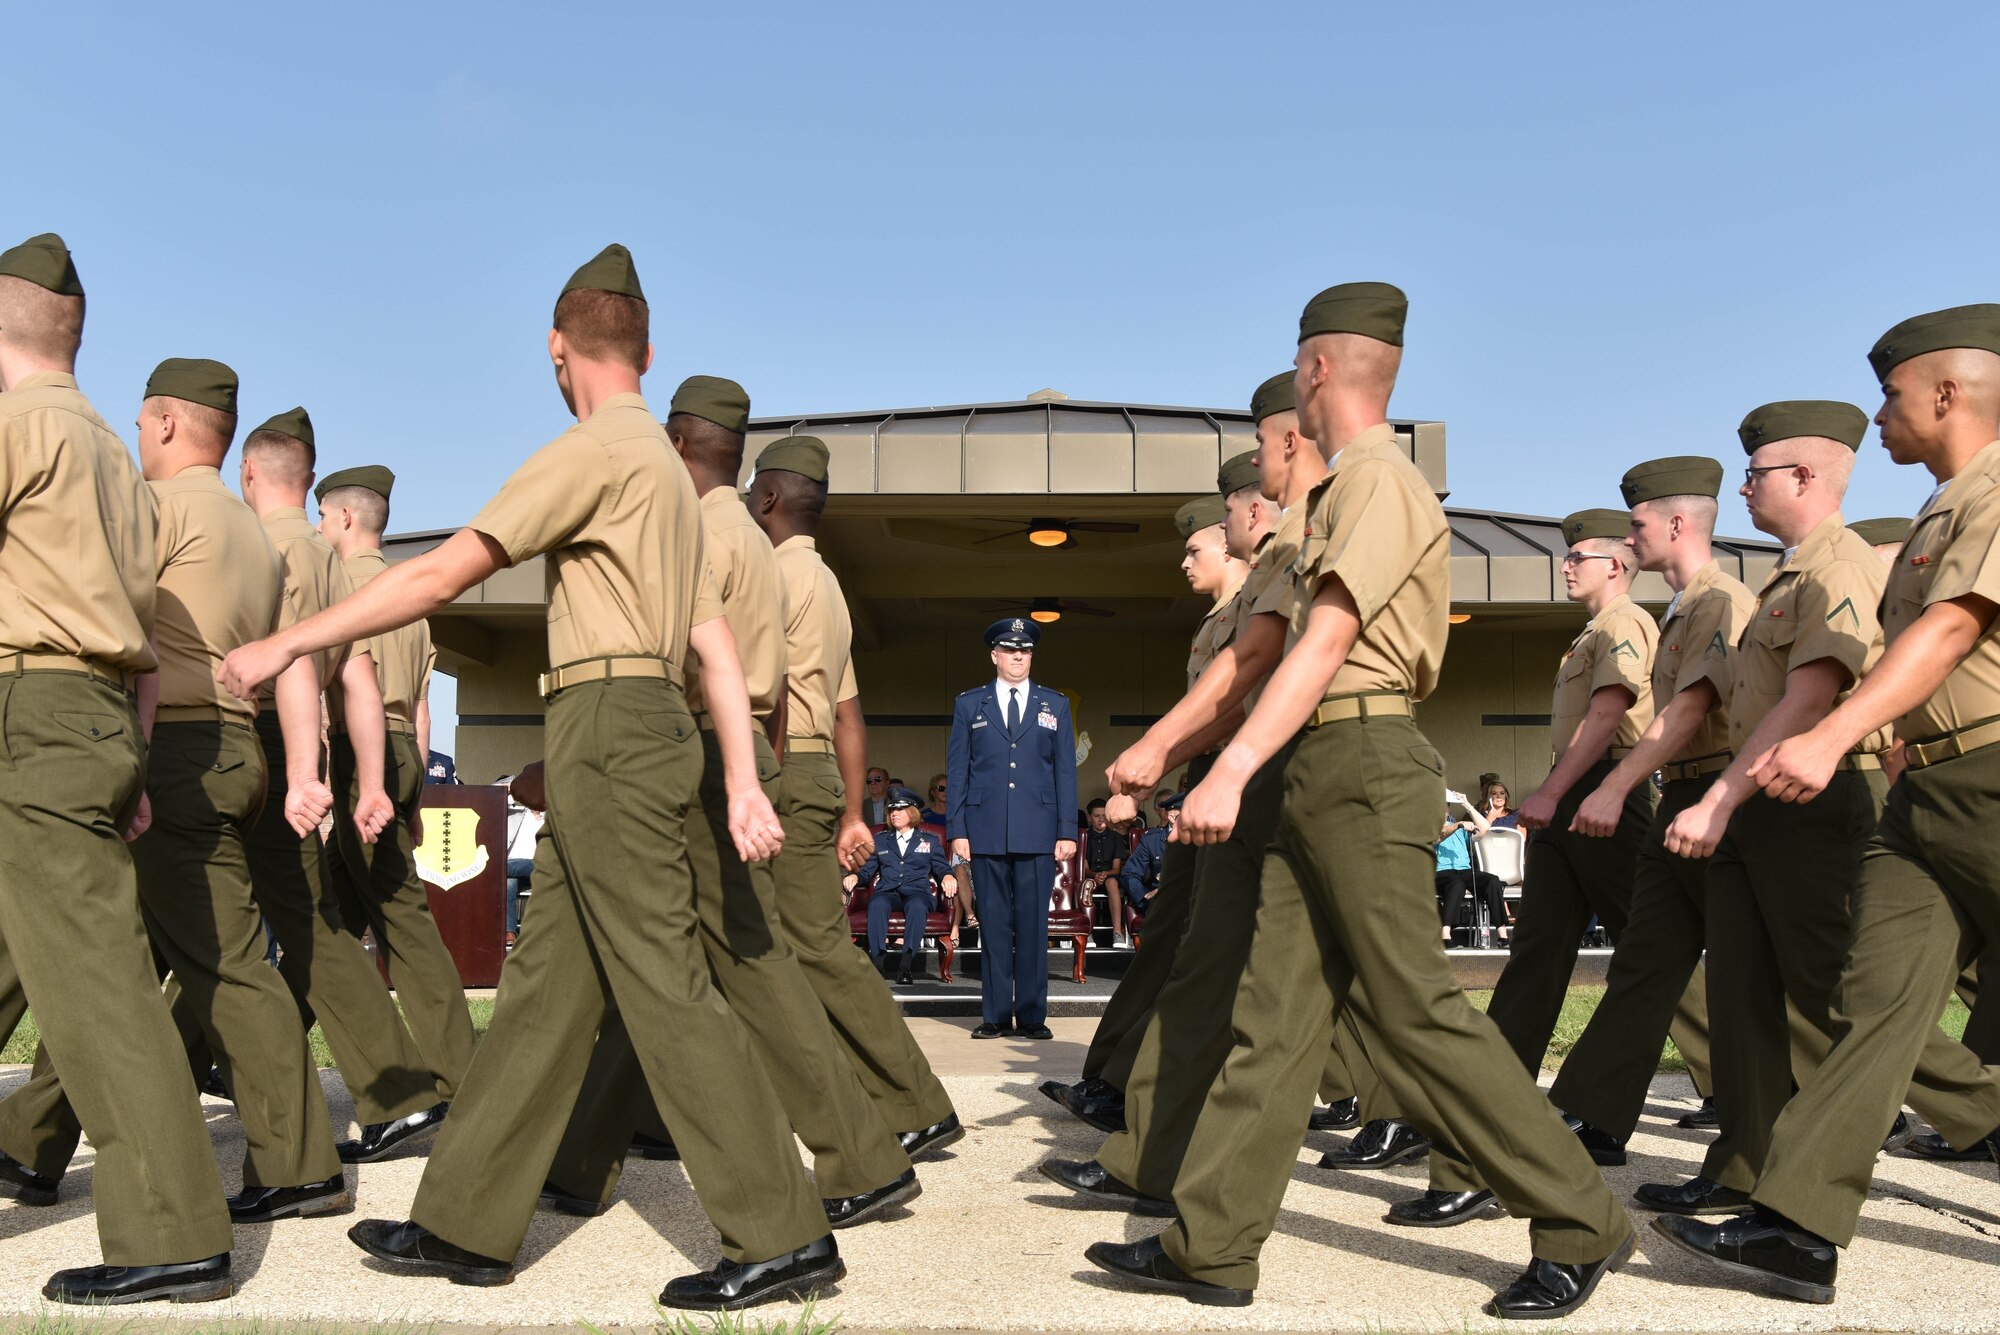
[
  {"xmin": 588, "ymin": 1297, "xmax": 840, "ymax": 1335},
  {"xmin": 1, "ymin": 1313, "xmax": 436, "ymax": 1335},
  {"xmin": 0, "ymin": 990, "xmax": 1975, "ymax": 1076}
]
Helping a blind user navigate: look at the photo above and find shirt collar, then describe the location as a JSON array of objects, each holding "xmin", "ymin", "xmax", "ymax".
[
  {"xmin": 585, "ymin": 392, "xmax": 648, "ymax": 418},
  {"xmin": 1926, "ymin": 440, "xmax": 2000, "ymax": 518},
  {"xmin": 775, "ymin": 534, "xmax": 818, "ymax": 553},
  {"xmin": 8, "ymin": 371, "xmax": 78, "ymax": 393}
]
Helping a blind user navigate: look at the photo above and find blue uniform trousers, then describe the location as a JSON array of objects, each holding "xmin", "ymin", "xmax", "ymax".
[
  {"xmin": 867, "ymin": 888, "xmax": 933, "ymax": 961},
  {"xmin": 972, "ymin": 852, "xmax": 1053, "ymax": 1027}
]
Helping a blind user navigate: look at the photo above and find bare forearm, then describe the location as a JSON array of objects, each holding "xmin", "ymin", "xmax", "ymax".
[
  {"xmin": 1207, "ymin": 587, "xmax": 1360, "ymax": 791},
  {"xmin": 340, "ymin": 653, "xmax": 389, "ymax": 798},
  {"xmin": 688, "ymin": 618, "xmax": 761, "ymax": 793},
  {"xmin": 275, "ymin": 660, "xmax": 323, "ymax": 786},
  {"xmin": 1144, "ymin": 620, "xmax": 1281, "ymax": 768},
  {"xmin": 1537, "ymin": 695, "xmax": 1628, "ymax": 803},
  {"xmin": 1171, "ymin": 704, "xmax": 1249, "ymax": 772},
  {"xmin": 834, "ymin": 696, "xmax": 869, "ymax": 823},
  {"xmin": 1817, "ymin": 603, "xmax": 1988, "ymax": 751},
  {"xmin": 1600, "ymin": 685, "xmax": 1714, "ymax": 796},
  {"xmin": 1707, "ymin": 668, "xmax": 1844, "ymax": 816},
  {"xmin": 415, "ymin": 698, "xmax": 431, "ymax": 759},
  {"xmin": 276, "ymin": 529, "xmax": 503, "ymax": 664}
]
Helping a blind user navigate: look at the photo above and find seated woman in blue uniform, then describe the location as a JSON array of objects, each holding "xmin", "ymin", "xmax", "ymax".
[{"xmin": 842, "ymin": 785, "xmax": 959, "ymax": 984}]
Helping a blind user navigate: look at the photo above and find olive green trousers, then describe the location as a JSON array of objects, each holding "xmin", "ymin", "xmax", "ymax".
[
  {"xmin": 1704, "ymin": 772, "xmax": 2000, "ymax": 1189},
  {"xmin": 0, "ymin": 720, "xmax": 340, "ymax": 1191},
  {"xmin": 1751, "ymin": 745, "xmax": 2000, "ymax": 1245},
  {"xmin": 1161, "ymin": 715, "xmax": 1629, "ymax": 1289},
  {"xmin": 543, "ymin": 729, "xmax": 910, "ymax": 1204},
  {"xmin": 1097, "ymin": 741, "xmax": 1377, "ymax": 1199},
  {"xmin": 232, "ymin": 712, "xmax": 436, "ymax": 1127},
  {"xmin": 328, "ymin": 729, "xmax": 475, "ymax": 1102},
  {"xmin": 1546, "ymin": 777, "xmax": 1721, "ymax": 1141},
  {"xmin": 0, "ymin": 674, "xmax": 232, "ymax": 1264},
  {"xmin": 411, "ymin": 679, "xmax": 826, "ymax": 1264},
  {"xmin": 770, "ymin": 749, "xmax": 953, "ymax": 1133}
]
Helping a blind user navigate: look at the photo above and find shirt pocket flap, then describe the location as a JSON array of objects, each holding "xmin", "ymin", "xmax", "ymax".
[{"xmin": 53, "ymin": 712, "xmax": 124, "ymax": 743}]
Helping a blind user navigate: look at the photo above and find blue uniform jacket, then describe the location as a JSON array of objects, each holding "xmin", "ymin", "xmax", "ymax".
[
  {"xmin": 857, "ymin": 827, "xmax": 952, "ymax": 896},
  {"xmin": 1119, "ymin": 826, "xmax": 1169, "ymax": 909},
  {"xmin": 945, "ymin": 682, "xmax": 1077, "ymax": 855}
]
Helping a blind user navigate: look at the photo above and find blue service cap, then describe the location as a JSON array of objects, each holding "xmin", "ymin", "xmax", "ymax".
[
  {"xmin": 886, "ymin": 785, "xmax": 925, "ymax": 810},
  {"xmin": 1157, "ymin": 791, "xmax": 1184, "ymax": 811},
  {"xmin": 986, "ymin": 617, "xmax": 1040, "ymax": 650}
]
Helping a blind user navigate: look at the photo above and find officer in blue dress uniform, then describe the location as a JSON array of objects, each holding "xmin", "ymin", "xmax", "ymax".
[
  {"xmin": 847, "ymin": 786, "xmax": 958, "ymax": 984},
  {"xmin": 1117, "ymin": 793, "xmax": 1181, "ymax": 933},
  {"xmin": 946, "ymin": 618, "xmax": 1078, "ymax": 1040}
]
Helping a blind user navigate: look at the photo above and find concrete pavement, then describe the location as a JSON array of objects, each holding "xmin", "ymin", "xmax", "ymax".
[{"xmin": 0, "ymin": 1016, "xmax": 1994, "ymax": 1331}]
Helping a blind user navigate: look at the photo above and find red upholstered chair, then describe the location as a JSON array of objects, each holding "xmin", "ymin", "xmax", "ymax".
[
  {"xmin": 844, "ymin": 822, "xmax": 958, "ymax": 983},
  {"xmin": 1048, "ymin": 843, "xmax": 1093, "ymax": 984}
]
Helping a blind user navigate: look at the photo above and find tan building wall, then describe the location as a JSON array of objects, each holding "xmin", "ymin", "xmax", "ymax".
[{"xmin": 449, "ymin": 618, "xmax": 1579, "ymax": 808}]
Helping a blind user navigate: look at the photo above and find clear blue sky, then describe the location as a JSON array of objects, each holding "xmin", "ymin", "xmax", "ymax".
[{"xmin": 11, "ymin": 3, "xmax": 1995, "ymax": 747}]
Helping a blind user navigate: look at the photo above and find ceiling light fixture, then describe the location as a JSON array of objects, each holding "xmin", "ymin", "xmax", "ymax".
[
  {"xmin": 1027, "ymin": 519, "xmax": 1069, "ymax": 547},
  {"xmin": 1448, "ymin": 613, "xmax": 1472, "ymax": 625},
  {"xmin": 1030, "ymin": 598, "xmax": 1063, "ymax": 624}
]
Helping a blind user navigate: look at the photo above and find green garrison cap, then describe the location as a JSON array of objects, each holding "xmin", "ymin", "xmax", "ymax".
[
  {"xmin": 755, "ymin": 434, "xmax": 829, "ymax": 484},
  {"xmin": 670, "ymin": 375, "xmax": 750, "ymax": 434},
  {"xmin": 561, "ymin": 243, "xmax": 645, "ymax": 302},
  {"xmin": 1848, "ymin": 517, "xmax": 1911, "ymax": 548},
  {"xmin": 143, "ymin": 358, "xmax": 238, "ymax": 415},
  {"xmin": 1298, "ymin": 281, "xmax": 1407, "ymax": 346},
  {"xmin": 1870, "ymin": 304, "xmax": 2000, "ymax": 382},
  {"xmin": 1251, "ymin": 371, "xmax": 1296, "ymax": 423},
  {"xmin": 1218, "ymin": 449, "xmax": 1259, "ymax": 496},
  {"xmin": 1737, "ymin": 400, "xmax": 1869, "ymax": 454},
  {"xmin": 1562, "ymin": 508, "xmax": 1631, "ymax": 545},
  {"xmin": 315, "ymin": 465, "xmax": 395, "ymax": 503},
  {"xmin": 1175, "ymin": 495, "xmax": 1227, "ymax": 537},
  {"xmin": 251, "ymin": 406, "xmax": 315, "ymax": 449},
  {"xmin": 0, "ymin": 233, "xmax": 83, "ymax": 297},
  {"xmin": 1621, "ymin": 456, "xmax": 1724, "ymax": 507}
]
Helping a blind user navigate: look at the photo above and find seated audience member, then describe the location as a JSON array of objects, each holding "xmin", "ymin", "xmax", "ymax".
[
  {"xmin": 501, "ymin": 779, "xmax": 543, "ymax": 947},
  {"xmin": 1434, "ymin": 795, "xmax": 1509, "ymax": 943},
  {"xmin": 921, "ymin": 773, "xmax": 948, "ymax": 827},
  {"xmin": 862, "ymin": 766, "xmax": 891, "ymax": 825},
  {"xmin": 1114, "ymin": 793, "xmax": 1181, "ymax": 946},
  {"xmin": 1081, "ymin": 799, "xmax": 1126, "ymax": 943},
  {"xmin": 1477, "ymin": 771, "xmax": 1519, "ymax": 828},
  {"xmin": 843, "ymin": 786, "xmax": 958, "ymax": 984}
]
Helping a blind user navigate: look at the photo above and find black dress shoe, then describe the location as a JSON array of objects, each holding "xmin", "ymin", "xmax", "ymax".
[
  {"xmin": 1561, "ymin": 1112, "xmax": 1628, "ymax": 1166},
  {"xmin": 1676, "ymin": 1096, "xmax": 1719, "ymax": 1129},
  {"xmin": 1633, "ymin": 1175, "xmax": 1753, "ymax": 1216},
  {"xmin": 659, "ymin": 1234, "xmax": 844, "ymax": 1310},
  {"xmin": 1486, "ymin": 1232, "xmax": 1634, "ymax": 1319},
  {"xmin": 228, "ymin": 1171, "xmax": 351, "ymax": 1223},
  {"xmin": 337, "ymin": 1101, "xmax": 448, "ymax": 1164},
  {"xmin": 970, "ymin": 1022, "xmax": 1011, "ymax": 1039},
  {"xmin": 0, "ymin": 1149, "xmax": 60, "ymax": 1206},
  {"xmin": 1904, "ymin": 1128, "xmax": 1991, "ymax": 1161},
  {"xmin": 1650, "ymin": 1209, "xmax": 1836, "ymax": 1304},
  {"xmin": 824, "ymin": 1167, "xmax": 920, "ymax": 1229},
  {"xmin": 1319, "ymin": 1118, "xmax": 1431, "ymax": 1170},
  {"xmin": 1309, "ymin": 1096, "xmax": 1361, "ymax": 1132},
  {"xmin": 348, "ymin": 1218, "xmax": 512, "ymax": 1286},
  {"xmin": 630, "ymin": 1130, "xmax": 680, "ymax": 1160},
  {"xmin": 896, "ymin": 963, "xmax": 914, "ymax": 985},
  {"xmin": 199, "ymin": 1065, "xmax": 231, "ymax": 1100},
  {"xmin": 1881, "ymin": 1109, "xmax": 1913, "ymax": 1154},
  {"xmin": 898, "ymin": 1111, "xmax": 964, "ymax": 1160},
  {"xmin": 538, "ymin": 1180, "xmax": 611, "ymax": 1216},
  {"xmin": 1385, "ymin": 1187, "xmax": 1505, "ymax": 1228},
  {"xmin": 870, "ymin": 952, "xmax": 891, "ymax": 976},
  {"xmin": 1019, "ymin": 1023, "xmax": 1054, "ymax": 1040},
  {"xmin": 1083, "ymin": 1235, "xmax": 1251, "ymax": 1307},
  {"xmin": 1039, "ymin": 1158, "xmax": 1175, "ymax": 1216},
  {"xmin": 1049, "ymin": 1081, "xmax": 1126, "ymax": 1134},
  {"xmin": 42, "ymin": 1254, "xmax": 233, "ymax": 1305}
]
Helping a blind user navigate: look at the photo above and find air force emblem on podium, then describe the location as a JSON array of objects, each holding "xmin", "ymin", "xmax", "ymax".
[{"xmin": 414, "ymin": 807, "xmax": 489, "ymax": 890}]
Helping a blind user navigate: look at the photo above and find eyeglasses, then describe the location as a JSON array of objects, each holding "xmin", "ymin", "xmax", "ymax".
[
  {"xmin": 931, "ymin": 785, "xmax": 945, "ymax": 795},
  {"xmin": 1744, "ymin": 462, "xmax": 1810, "ymax": 486},
  {"xmin": 866, "ymin": 776, "xmax": 887, "ymax": 785},
  {"xmin": 1560, "ymin": 552, "xmax": 1620, "ymax": 568}
]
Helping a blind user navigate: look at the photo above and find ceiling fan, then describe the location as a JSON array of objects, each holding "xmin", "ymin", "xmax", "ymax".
[
  {"xmin": 972, "ymin": 516, "xmax": 1141, "ymax": 549},
  {"xmin": 986, "ymin": 596, "xmax": 1116, "ymax": 625}
]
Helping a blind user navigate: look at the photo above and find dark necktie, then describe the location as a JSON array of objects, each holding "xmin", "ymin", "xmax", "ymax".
[{"xmin": 1008, "ymin": 688, "xmax": 1022, "ymax": 733}]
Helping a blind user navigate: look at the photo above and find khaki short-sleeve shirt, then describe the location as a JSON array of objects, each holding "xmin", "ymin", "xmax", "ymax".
[
  {"xmin": 1288, "ymin": 425, "xmax": 1450, "ymax": 702},
  {"xmin": 1549, "ymin": 593, "xmax": 1658, "ymax": 760},
  {"xmin": 468, "ymin": 394, "xmax": 710, "ymax": 672},
  {"xmin": 0, "ymin": 372, "xmax": 157, "ymax": 671},
  {"xmin": 686, "ymin": 487, "xmax": 789, "ymax": 722},
  {"xmin": 1883, "ymin": 438, "xmax": 2000, "ymax": 741},
  {"xmin": 150, "ymin": 467, "xmax": 281, "ymax": 717},
  {"xmin": 1233, "ymin": 506, "xmax": 1308, "ymax": 712},
  {"xmin": 259, "ymin": 508, "xmax": 356, "ymax": 698},
  {"xmin": 1651, "ymin": 560, "xmax": 1755, "ymax": 763},
  {"xmin": 775, "ymin": 535, "xmax": 855, "ymax": 739},
  {"xmin": 1730, "ymin": 513, "xmax": 1890, "ymax": 753},
  {"xmin": 340, "ymin": 550, "xmax": 434, "ymax": 727},
  {"xmin": 1186, "ymin": 568, "xmax": 1248, "ymax": 690}
]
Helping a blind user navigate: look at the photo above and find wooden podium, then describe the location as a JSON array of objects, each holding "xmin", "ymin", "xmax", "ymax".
[{"xmin": 396, "ymin": 783, "xmax": 508, "ymax": 988}]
